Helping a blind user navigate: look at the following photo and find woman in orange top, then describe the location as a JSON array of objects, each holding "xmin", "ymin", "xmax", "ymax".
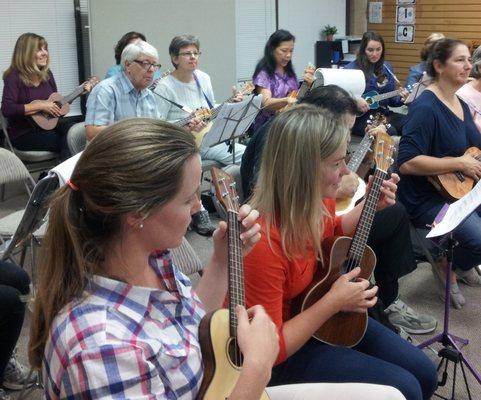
[{"xmin": 243, "ymin": 104, "xmax": 437, "ymax": 400}]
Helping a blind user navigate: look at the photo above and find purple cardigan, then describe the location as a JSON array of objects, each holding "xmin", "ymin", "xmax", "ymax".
[{"xmin": 1, "ymin": 69, "xmax": 57, "ymax": 139}]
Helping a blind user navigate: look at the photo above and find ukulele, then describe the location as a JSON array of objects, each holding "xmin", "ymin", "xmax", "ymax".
[
  {"xmin": 178, "ymin": 81, "xmax": 255, "ymax": 147},
  {"xmin": 280, "ymin": 63, "xmax": 314, "ymax": 112},
  {"xmin": 30, "ymin": 77, "xmax": 98, "ymax": 130},
  {"xmin": 295, "ymin": 130, "xmax": 395, "ymax": 347},
  {"xmin": 336, "ymin": 114, "xmax": 387, "ymax": 215},
  {"xmin": 428, "ymin": 146, "xmax": 481, "ymax": 201},
  {"xmin": 198, "ymin": 167, "xmax": 270, "ymax": 400},
  {"xmin": 358, "ymin": 85, "xmax": 412, "ymax": 116}
]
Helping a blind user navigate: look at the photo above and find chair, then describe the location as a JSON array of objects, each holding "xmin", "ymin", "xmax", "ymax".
[
  {"xmin": 0, "ymin": 111, "xmax": 59, "ymax": 173},
  {"xmin": 66, "ymin": 122, "xmax": 87, "ymax": 155},
  {"xmin": 0, "ymin": 145, "xmax": 36, "ymax": 202},
  {"xmin": 171, "ymin": 237, "xmax": 203, "ymax": 276},
  {"xmin": 0, "ymin": 175, "xmax": 59, "ymax": 286}
]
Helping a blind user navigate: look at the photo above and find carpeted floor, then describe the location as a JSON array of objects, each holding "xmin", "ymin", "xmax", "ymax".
[{"xmin": 2, "ymin": 180, "xmax": 480, "ymax": 400}]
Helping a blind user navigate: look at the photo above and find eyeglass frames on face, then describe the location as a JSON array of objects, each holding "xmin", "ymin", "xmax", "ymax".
[
  {"xmin": 132, "ymin": 60, "xmax": 161, "ymax": 71},
  {"xmin": 178, "ymin": 51, "xmax": 202, "ymax": 58}
]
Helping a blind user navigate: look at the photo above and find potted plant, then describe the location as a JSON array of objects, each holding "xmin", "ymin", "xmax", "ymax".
[{"xmin": 322, "ymin": 25, "xmax": 338, "ymax": 41}]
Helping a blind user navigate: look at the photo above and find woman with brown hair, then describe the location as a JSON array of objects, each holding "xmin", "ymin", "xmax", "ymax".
[
  {"xmin": 398, "ymin": 38, "xmax": 481, "ymax": 308},
  {"xmin": 1, "ymin": 33, "xmax": 89, "ymax": 159}
]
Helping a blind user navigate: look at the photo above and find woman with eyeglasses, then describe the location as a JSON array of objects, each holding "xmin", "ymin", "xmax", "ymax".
[
  {"xmin": 251, "ymin": 29, "xmax": 315, "ymax": 132},
  {"xmin": 155, "ymin": 34, "xmax": 246, "ymax": 237},
  {"xmin": 1, "ymin": 33, "xmax": 91, "ymax": 160}
]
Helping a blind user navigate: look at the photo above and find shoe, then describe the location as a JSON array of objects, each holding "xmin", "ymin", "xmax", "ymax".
[
  {"xmin": 0, "ymin": 389, "xmax": 11, "ymax": 400},
  {"xmin": 191, "ymin": 210, "xmax": 216, "ymax": 237},
  {"xmin": 2, "ymin": 352, "xmax": 37, "ymax": 391},
  {"xmin": 431, "ymin": 263, "xmax": 466, "ymax": 309},
  {"xmin": 385, "ymin": 299, "xmax": 437, "ymax": 334},
  {"xmin": 457, "ymin": 268, "xmax": 481, "ymax": 287}
]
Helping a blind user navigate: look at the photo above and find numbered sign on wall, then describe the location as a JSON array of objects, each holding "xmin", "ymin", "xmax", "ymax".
[
  {"xmin": 396, "ymin": 6, "xmax": 415, "ymax": 24},
  {"xmin": 395, "ymin": 24, "xmax": 415, "ymax": 43}
]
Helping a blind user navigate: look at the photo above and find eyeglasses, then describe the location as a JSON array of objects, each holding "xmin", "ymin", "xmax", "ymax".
[
  {"xmin": 132, "ymin": 60, "xmax": 161, "ymax": 71},
  {"xmin": 178, "ymin": 51, "xmax": 202, "ymax": 58}
]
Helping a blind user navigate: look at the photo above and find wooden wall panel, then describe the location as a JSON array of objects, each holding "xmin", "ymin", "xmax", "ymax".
[{"xmin": 367, "ymin": 0, "xmax": 481, "ymax": 84}]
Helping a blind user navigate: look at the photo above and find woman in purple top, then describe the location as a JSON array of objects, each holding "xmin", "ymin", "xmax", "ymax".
[
  {"xmin": 1, "ymin": 33, "xmax": 77, "ymax": 158},
  {"xmin": 252, "ymin": 30, "xmax": 314, "ymax": 132}
]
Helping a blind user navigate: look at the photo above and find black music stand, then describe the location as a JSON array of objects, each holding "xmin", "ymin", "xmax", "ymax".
[
  {"xmin": 418, "ymin": 188, "xmax": 481, "ymax": 398},
  {"xmin": 201, "ymin": 95, "xmax": 262, "ymax": 164}
]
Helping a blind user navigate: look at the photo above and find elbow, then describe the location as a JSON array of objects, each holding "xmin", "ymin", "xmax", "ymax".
[{"xmin": 398, "ymin": 161, "xmax": 412, "ymax": 175}]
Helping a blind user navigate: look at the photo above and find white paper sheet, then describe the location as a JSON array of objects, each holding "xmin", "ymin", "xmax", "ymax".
[{"xmin": 313, "ymin": 68, "xmax": 366, "ymax": 98}]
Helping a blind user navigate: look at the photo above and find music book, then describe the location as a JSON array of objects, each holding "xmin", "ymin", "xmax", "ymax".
[
  {"xmin": 427, "ymin": 179, "xmax": 481, "ymax": 238},
  {"xmin": 201, "ymin": 94, "xmax": 262, "ymax": 148}
]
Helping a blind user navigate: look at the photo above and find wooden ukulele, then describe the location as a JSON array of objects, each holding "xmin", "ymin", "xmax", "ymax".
[
  {"xmin": 296, "ymin": 130, "xmax": 395, "ymax": 347},
  {"xmin": 279, "ymin": 63, "xmax": 314, "ymax": 113},
  {"xmin": 177, "ymin": 81, "xmax": 255, "ymax": 147},
  {"xmin": 30, "ymin": 77, "xmax": 98, "ymax": 130},
  {"xmin": 336, "ymin": 114, "xmax": 387, "ymax": 215},
  {"xmin": 428, "ymin": 146, "xmax": 481, "ymax": 201},
  {"xmin": 198, "ymin": 167, "xmax": 270, "ymax": 400}
]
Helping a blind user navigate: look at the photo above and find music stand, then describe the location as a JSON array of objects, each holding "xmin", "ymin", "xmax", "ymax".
[
  {"xmin": 201, "ymin": 95, "xmax": 262, "ymax": 164},
  {"xmin": 418, "ymin": 181, "xmax": 481, "ymax": 399}
]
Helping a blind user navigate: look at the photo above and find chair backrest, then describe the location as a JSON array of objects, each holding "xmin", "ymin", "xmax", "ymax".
[
  {"xmin": 67, "ymin": 122, "xmax": 87, "ymax": 155},
  {"xmin": 170, "ymin": 237, "xmax": 203, "ymax": 276},
  {"xmin": 1, "ymin": 174, "xmax": 59, "ymax": 261},
  {"xmin": 0, "ymin": 111, "xmax": 59, "ymax": 171},
  {"xmin": 0, "ymin": 147, "xmax": 35, "ymax": 190}
]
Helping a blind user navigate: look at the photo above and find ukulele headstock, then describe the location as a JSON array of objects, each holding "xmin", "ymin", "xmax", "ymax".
[
  {"xmin": 210, "ymin": 167, "xmax": 239, "ymax": 214},
  {"xmin": 237, "ymin": 81, "xmax": 255, "ymax": 96},
  {"xmin": 373, "ymin": 129, "xmax": 395, "ymax": 172},
  {"xmin": 82, "ymin": 76, "xmax": 99, "ymax": 93},
  {"xmin": 193, "ymin": 107, "xmax": 212, "ymax": 122}
]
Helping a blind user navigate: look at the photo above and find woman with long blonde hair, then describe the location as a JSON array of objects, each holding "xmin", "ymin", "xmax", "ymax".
[
  {"xmin": 243, "ymin": 104, "xmax": 438, "ymax": 400},
  {"xmin": 1, "ymin": 33, "xmax": 88, "ymax": 159}
]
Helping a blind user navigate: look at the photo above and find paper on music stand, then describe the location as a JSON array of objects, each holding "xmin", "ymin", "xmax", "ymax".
[
  {"xmin": 404, "ymin": 73, "xmax": 433, "ymax": 104},
  {"xmin": 49, "ymin": 152, "xmax": 82, "ymax": 186},
  {"xmin": 426, "ymin": 179, "xmax": 481, "ymax": 238},
  {"xmin": 201, "ymin": 95, "xmax": 262, "ymax": 148},
  {"xmin": 313, "ymin": 68, "xmax": 366, "ymax": 98}
]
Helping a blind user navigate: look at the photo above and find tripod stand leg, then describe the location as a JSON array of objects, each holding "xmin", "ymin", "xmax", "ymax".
[{"xmin": 459, "ymin": 357, "xmax": 473, "ymax": 400}]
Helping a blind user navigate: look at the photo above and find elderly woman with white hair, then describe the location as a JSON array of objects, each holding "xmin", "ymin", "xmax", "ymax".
[
  {"xmin": 457, "ymin": 46, "xmax": 481, "ymax": 134},
  {"xmin": 85, "ymin": 40, "xmax": 162, "ymax": 141}
]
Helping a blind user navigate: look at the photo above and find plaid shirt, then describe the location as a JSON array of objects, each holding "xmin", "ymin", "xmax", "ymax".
[
  {"xmin": 43, "ymin": 251, "xmax": 205, "ymax": 399},
  {"xmin": 85, "ymin": 71, "xmax": 161, "ymax": 126}
]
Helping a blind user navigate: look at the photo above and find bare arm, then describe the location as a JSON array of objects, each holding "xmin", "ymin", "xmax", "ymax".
[
  {"xmin": 195, "ymin": 205, "xmax": 261, "ymax": 312},
  {"xmin": 257, "ymin": 87, "xmax": 296, "ymax": 112},
  {"xmin": 85, "ymin": 124, "xmax": 107, "ymax": 142},
  {"xmin": 399, "ymin": 154, "xmax": 481, "ymax": 180},
  {"xmin": 282, "ymin": 268, "xmax": 377, "ymax": 357},
  {"xmin": 24, "ymin": 100, "xmax": 61, "ymax": 117}
]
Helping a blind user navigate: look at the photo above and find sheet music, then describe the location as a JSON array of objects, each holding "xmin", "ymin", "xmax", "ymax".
[
  {"xmin": 202, "ymin": 95, "xmax": 262, "ymax": 148},
  {"xmin": 49, "ymin": 152, "xmax": 82, "ymax": 186},
  {"xmin": 404, "ymin": 73, "xmax": 433, "ymax": 104},
  {"xmin": 426, "ymin": 179, "xmax": 481, "ymax": 238}
]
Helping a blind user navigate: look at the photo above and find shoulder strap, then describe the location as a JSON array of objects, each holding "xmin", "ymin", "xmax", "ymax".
[{"xmin": 193, "ymin": 72, "xmax": 214, "ymax": 109}]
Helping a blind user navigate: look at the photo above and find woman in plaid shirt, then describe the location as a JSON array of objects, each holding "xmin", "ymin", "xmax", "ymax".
[{"xmin": 27, "ymin": 117, "xmax": 405, "ymax": 400}]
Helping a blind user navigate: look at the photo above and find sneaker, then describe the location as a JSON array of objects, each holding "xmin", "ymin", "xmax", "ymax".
[
  {"xmin": 431, "ymin": 262, "xmax": 466, "ymax": 309},
  {"xmin": 191, "ymin": 210, "xmax": 216, "ymax": 237},
  {"xmin": 0, "ymin": 389, "xmax": 11, "ymax": 400},
  {"xmin": 385, "ymin": 299, "xmax": 437, "ymax": 334},
  {"xmin": 2, "ymin": 352, "xmax": 37, "ymax": 391},
  {"xmin": 457, "ymin": 268, "xmax": 481, "ymax": 287}
]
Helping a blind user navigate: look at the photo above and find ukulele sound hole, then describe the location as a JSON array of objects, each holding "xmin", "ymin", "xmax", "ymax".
[{"xmin": 227, "ymin": 337, "xmax": 243, "ymax": 368}]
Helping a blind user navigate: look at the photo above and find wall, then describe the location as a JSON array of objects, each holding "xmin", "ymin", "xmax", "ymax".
[
  {"xmin": 278, "ymin": 0, "xmax": 346, "ymax": 74},
  {"xmin": 367, "ymin": 0, "xmax": 481, "ymax": 84},
  {"xmin": 89, "ymin": 0, "xmax": 236, "ymax": 99}
]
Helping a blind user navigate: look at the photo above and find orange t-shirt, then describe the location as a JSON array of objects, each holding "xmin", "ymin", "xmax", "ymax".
[{"xmin": 243, "ymin": 198, "xmax": 344, "ymax": 364}]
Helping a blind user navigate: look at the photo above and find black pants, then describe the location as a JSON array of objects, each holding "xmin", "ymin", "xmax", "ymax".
[
  {"xmin": 368, "ymin": 202, "xmax": 416, "ymax": 307},
  {"xmin": 11, "ymin": 117, "xmax": 81, "ymax": 161},
  {"xmin": 0, "ymin": 261, "xmax": 30, "ymax": 383}
]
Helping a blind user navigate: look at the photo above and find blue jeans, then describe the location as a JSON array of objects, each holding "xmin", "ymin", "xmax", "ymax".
[
  {"xmin": 414, "ymin": 204, "xmax": 481, "ymax": 271},
  {"xmin": 269, "ymin": 318, "xmax": 437, "ymax": 400}
]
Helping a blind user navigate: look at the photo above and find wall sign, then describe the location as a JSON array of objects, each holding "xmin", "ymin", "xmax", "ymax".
[
  {"xmin": 369, "ymin": 2, "xmax": 383, "ymax": 23},
  {"xmin": 397, "ymin": 0, "xmax": 415, "ymax": 4},
  {"xmin": 396, "ymin": 6, "xmax": 415, "ymax": 24},
  {"xmin": 395, "ymin": 24, "xmax": 415, "ymax": 43}
]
